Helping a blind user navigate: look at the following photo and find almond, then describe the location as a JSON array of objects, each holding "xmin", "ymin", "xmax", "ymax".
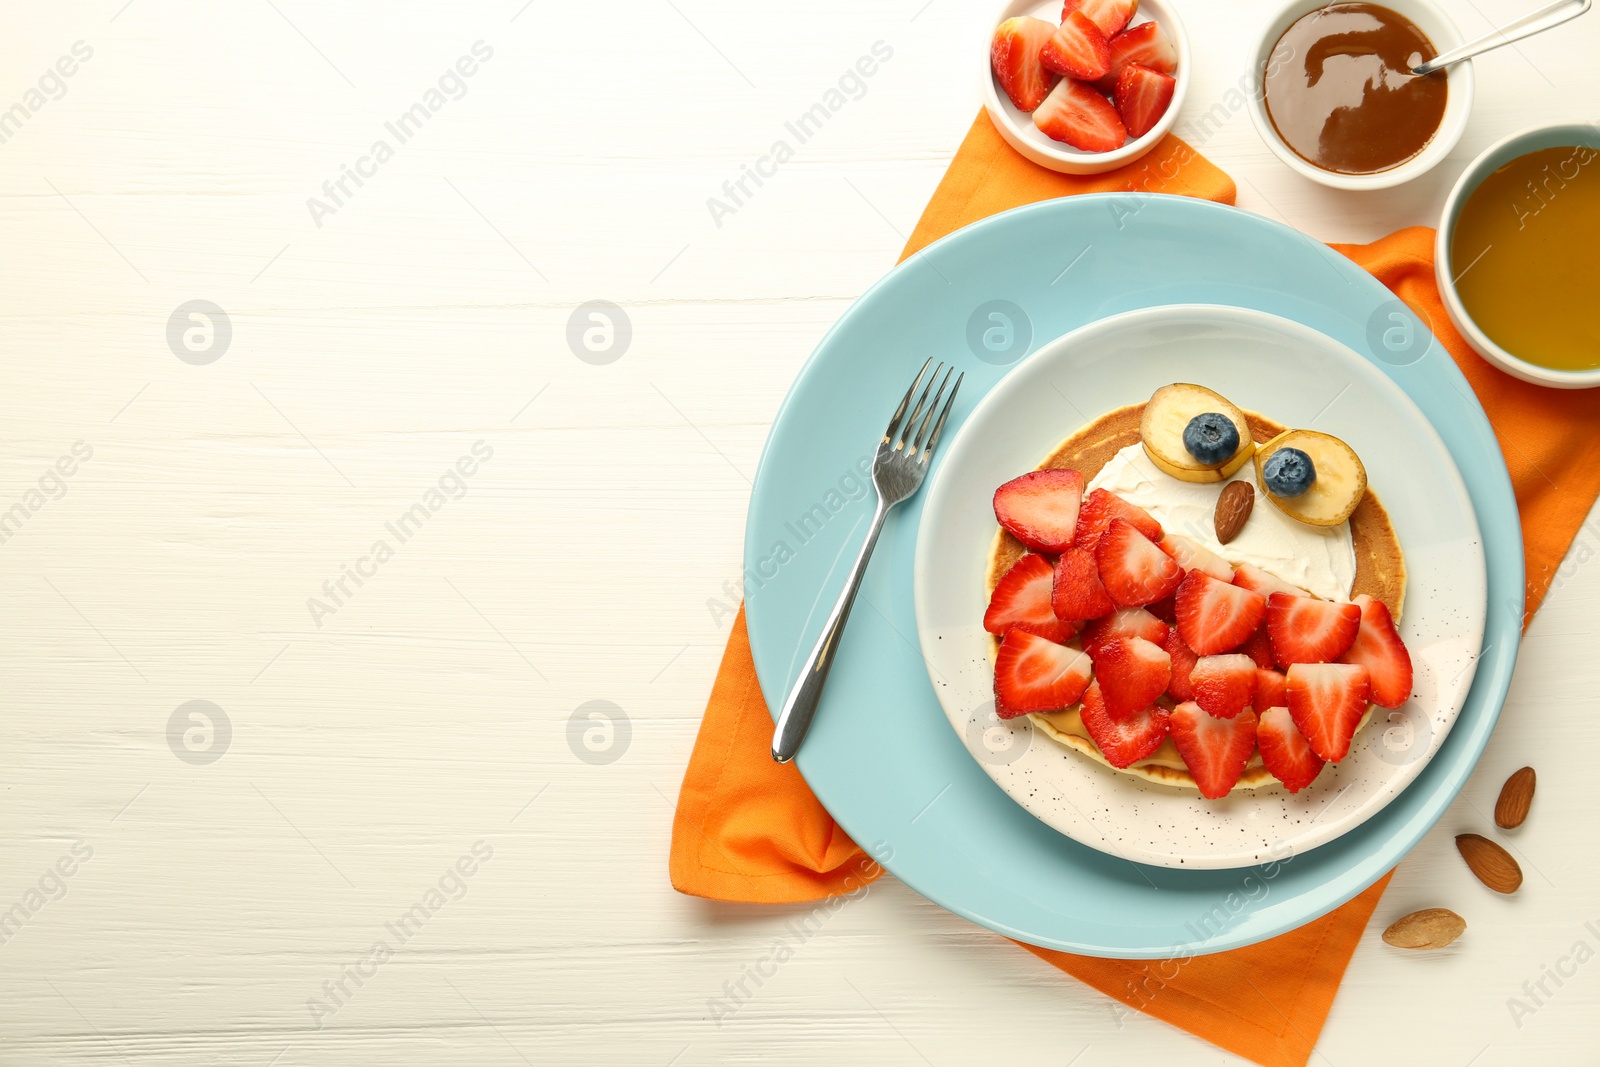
[
  {"xmin": 1494, "ymin": 766, "xmax": 1536, "ymax": 829},
  {"xmin": 1382, "ymin": 908, "xmax": 1466, "ymax": 950},
  {"xmin": 1456, "ymin": 833, "xmax": 1522, "ymax": 894},
  {"xmin": 1214, "ymin": 481, "xmax": 1254, "ymax": 545}
]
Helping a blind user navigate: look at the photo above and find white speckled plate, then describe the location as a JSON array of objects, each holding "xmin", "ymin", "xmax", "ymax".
[{"xmin": 913, "ymin": 304, "xmax": 1487, "ymax": 870}]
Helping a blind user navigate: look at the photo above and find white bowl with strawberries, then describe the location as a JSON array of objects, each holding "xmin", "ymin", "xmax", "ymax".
[
  {"xmin": 913, "ymin": 304, "xmax": 1487, "ymax": 869},
  {"xmin": 986, "ymin": 0, "xmax": 1189, "ymax": 173}
]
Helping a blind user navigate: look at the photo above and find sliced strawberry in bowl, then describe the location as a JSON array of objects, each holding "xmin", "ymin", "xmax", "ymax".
[
  {"xmin": 1170, "ymin": 702, "xmax": 1257, "ymax": 799},
  {"xmin": 1113, "ymin": 63, "xmax": 1176, "ymax": 140},
  {"xmin": 1082, "ymin": 606, "xmax": 1169, "ymax": 656},
  {"xmin": 990, "ymin": 16, "xmax": 1060, "ymax": 112},
  {"xmin": 1095, "ymin": 518, "xmax": 1183, "ymax": 606},
  {"xmin": 1266, "ymin": 592, "xmax": 1361, "ymax": 667},
  {"xmin": 1041, "ymin": 11, "xmax": 1113, "ymax": 81},
  {"xmin": 984, "ymin": 553, "xmax": 1080, "ymax": 645},
  {"xmin": 1174, "ymin": 570, "xmax": 1266, "ymax": 655},
  {"xmin": 1090, "ymin": 636, "xmax": 1171, "ymax": 720},
  {"xmin": 1255, "ymin": 667, "xmax": 1287, "ymax": 711},
  {"xmin": 1033, "ymin": 77, "xmax": 1127, "ymax": 153},
  {"xmin": 1072, "ymin": 488, "xmax": 1162, "ymax": 552},
  {"xmin": 993, "ymin": 468, "xmax": 1085, "ymax": 553},
  {"xmin": 1257, "ymin": 705, "xmax": 1324, "ymax": 793},
  {"xmin": 1189, "ymin": 654, "xmax": 1257, "ymax": 719},
  {"xmin": 993, "ymin": 630, "xmax": 1093, "ymax": 717},
  {"xmin": 1062, "ymin": 0, "xmax": 1137, "ymax": 38},
  {"xmin": 1159, "ymin": 533, "xmax": 1234, "ymax": 582},
  {"xmin": 1286, "ymin": 662, "xmax": 1370, "ymax": 762},
  {"xmin": 1238, "ymin": 625, "xmax": 1275, "ymax": 670},
  {"xmin": 1232, "ymin": 562, "xmax": 1310, "ymax": 600},
  {"xmin": 1106, "ymin": 20, "xmax": 1178, "ymax": 79},
  {"xmin": 1092, "ymin": 21, "xmax": 1177, "ymax": 92},
  {"xmin": 1080, "ymin": 681, "xmax": 1170, "ymax": 768},
  {"xmin": 1163, "ymin": 627, "xmax": 1199, "ymax": 701},
  {"xmin": 1052, "ymin": 546, "xmax": 1117, "ymax": 621},
  {"xmin": 1339, "ymin": 594, "xmax": 1413, "ymax": 709}
]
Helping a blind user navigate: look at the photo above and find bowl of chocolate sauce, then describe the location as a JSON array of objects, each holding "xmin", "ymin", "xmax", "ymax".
[{"xmin": 1247, "ymin": 0, "xmax": 1473, "ymax": 189}]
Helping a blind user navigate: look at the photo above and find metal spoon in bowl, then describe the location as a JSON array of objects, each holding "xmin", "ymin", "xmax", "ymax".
[{"xmin": 1412, "ymin": 0, "xmax": 1590, "ymax": 76}]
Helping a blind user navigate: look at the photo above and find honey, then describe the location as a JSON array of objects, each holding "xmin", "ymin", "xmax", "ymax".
[{"xmin": 1451, "ymin": 145, "xmax": 1600, "ymax": 371}]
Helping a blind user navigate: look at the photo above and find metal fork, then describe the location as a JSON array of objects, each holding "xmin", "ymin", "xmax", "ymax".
[{"xmin": 771, "ymin": 359, "xmax": 963, "ymax": 763}]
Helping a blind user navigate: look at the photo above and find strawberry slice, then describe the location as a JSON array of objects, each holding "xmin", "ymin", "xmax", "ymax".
[
  {"xmin": 1255, "ymin": 668, "xmax": 1287, "ymax": 710},
  {"xmin": 1095, "ymin": 518, "xmax": 1183, "ymax": 606},
  {"xmin": 1174, "ymin": 570, "xmax": 1267, "ymax": 655},
  {"xmin": 1113, "ymin": 63, "xmax": 1176, "ymax": 140},
  {"xmin": 1170, "ymin": 703, "xmax": 1258, "ymax": 799},
  {"xmin": 991, "ymin": 17, "xmax": 1060, "ymax": 112},
  {"xmin": 1052, "ymin": 546, "xmax": 1116, "ymax": 621},
  {"xmin": 1266, "ymin": 592, "xmax": 1361, "ymax": 667},
  {"xmin": 1103, "ymin": 20, "xmax": 1178, "ymax": 86},
  {"xmin": 1238, "ymin": 625, "xmax": 1275, "ymax": 670},
  {"xmin": 1146, "ymin": 592, "xmax": 1177, "ymax": 623},
  {"xmin": 1340, "ymin": 594, "xmax": 1413, "ymax": 709},
  {"xmin": 985, "ymin": 553, "xmax": 1080, "ymax": 645},
  {"xmin": 992, "ymin": 468, "xmax": 1085, "ymax": 553},
  {"xmin": 1041, "ymin": 12, "xmax": 1113, "ymax": 80},
  {"xmin": 1080, "ymin": 681, "xmax": 1170, "ymax": 768},
  {"xmin": 1257, "ymin": 705, "xmax": 1324, "ymax": 793},
  {"xmin": 994, "ymin": 630, "xmax": 1093, "ymax": 717},
  {"xmin": 1159, "ymin": 533, "xmax": 1234, "ymax": 583},
  {"xmin": 1286, "ymin": 662, "xmax": 1371, "ymax": 762},
  {"xmin": 1232, "ymin": 562, "xmax": 1310, "ymax": 600},
  {"xmin": 1062, "ymin": 0, "xmax": 1137, "ymax": 37},
  {"xmin": 1189, "ymin": 654, "xmax": 1257, "ymax": 719},
  {"xmin": 1082, "ymin": 606, "xmax": 1169, "ymax": 656},
  {"xmin": 1033, "ymin": 76, "xmax": 1127, "ymax": 153},
  {"xmin": 1163, "ymin": 627, "xmax": 1199, "ymax": 701},
  {"xmin": 1072, "ymin": 489, "xmax": 1162, "ymax": 552},
  {"xmin": 1090, "ymin": 636, "xmax": 1171, "ymax": 720}
]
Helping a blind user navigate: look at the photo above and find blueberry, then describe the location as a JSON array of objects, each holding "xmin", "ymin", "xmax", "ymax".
[
  {"xmin": 1263, "ymin": 447, "xmax": 1316, "ymax": 497},
  {"xmin": 1182, "ymin": 412, "xmax": 1240, "ymax": 465}
]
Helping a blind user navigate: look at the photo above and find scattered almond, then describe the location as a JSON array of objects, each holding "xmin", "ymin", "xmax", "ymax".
[
  {"xmin": 1383, "ymin": 908, "xmax": 1466, "ymax": 950},
  {"xmin": 1495, "ymin": 766, "xmax": 1536, "ymax": 829},
  {"xmin": 1456, "ymin": 833, "xmax": 1523, "ymax": 894},
  {"xmin": 1214, "ymin": 481, "xmax": 1254, "ymax": 545}
]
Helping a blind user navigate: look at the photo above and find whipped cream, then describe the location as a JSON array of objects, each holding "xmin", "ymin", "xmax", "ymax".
[{"xmin": 1085, "ymin": 445, "xmax": 1355, "ymax": 600}]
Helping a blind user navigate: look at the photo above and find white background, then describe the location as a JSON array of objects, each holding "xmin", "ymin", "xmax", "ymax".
[{"xmin": 0, "ymin": 0, "xmax": 1596, "ymax": 1064}]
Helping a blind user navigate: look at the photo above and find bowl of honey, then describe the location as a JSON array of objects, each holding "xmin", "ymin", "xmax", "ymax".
[
  {"xmin": 1438, "ymin": 123, "xmax": 1600, "ymax": 388},
  {"xmin": 1247, "ymin": 0, "xmax": 1473, "ymax": 189}
]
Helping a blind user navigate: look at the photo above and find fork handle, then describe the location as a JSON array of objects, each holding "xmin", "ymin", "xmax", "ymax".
[{"xmin": 771, "ymin": 498, "xmax": 891, "ymax": 763}]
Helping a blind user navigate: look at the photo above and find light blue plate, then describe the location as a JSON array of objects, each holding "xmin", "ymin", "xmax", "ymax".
[{"xmin": 742, "ymin": 194, "xmax": 1522, "ymax": 958}]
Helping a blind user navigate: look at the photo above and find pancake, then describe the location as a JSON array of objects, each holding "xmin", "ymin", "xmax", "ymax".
[{"xmin": 985, "ymin": 403, "xmax": 1406, "ymax": 791}]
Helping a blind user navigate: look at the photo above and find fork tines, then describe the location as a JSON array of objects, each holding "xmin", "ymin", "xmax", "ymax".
[{"xmin": 884, "ymin": 359, "xmax": 963, "ymax": 461}]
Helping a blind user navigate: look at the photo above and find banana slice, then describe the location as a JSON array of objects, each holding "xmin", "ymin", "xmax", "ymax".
[
  {"xmin": 1254, "ymin": 429, "xmax": 1367, "ymax": 526},
  {"xmin": 1139, "ymin": 384, "xmax": 1255, "ymax": 483}
]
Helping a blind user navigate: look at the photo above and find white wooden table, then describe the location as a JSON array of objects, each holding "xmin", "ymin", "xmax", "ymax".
[{"xmin": 2, "ymin": 1, "xmax": 1596, "ymax": 1063}]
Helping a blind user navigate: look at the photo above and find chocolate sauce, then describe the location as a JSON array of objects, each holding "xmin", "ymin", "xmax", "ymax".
[{"xmin": 1264, "ymin": 3, "xmax": 1447, "ymax": 175}]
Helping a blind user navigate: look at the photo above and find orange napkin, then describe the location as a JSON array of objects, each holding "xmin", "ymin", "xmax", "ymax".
[{"xmin": 671, "ymin": 112, "xmax": 1600, "ymax": 1067}]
